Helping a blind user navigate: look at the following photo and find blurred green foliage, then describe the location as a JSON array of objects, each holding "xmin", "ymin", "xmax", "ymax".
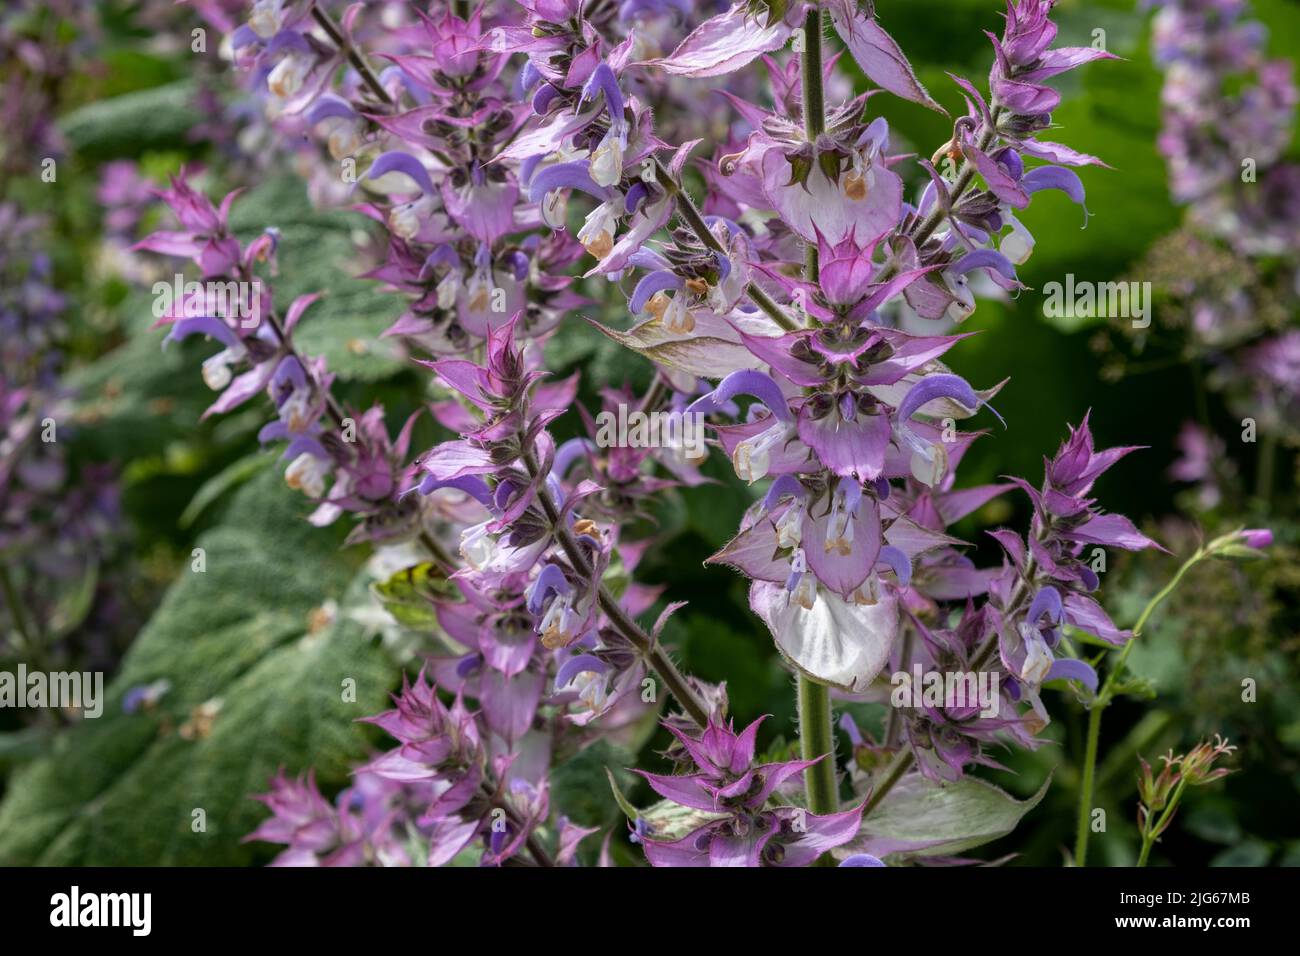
[{"xmin": 0, "ymin": 471, "xmax": 392, "ymax": 865}]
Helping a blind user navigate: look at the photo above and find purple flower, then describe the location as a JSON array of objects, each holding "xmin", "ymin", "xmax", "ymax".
[
  {"xmin": 1240, "ymin": 528, "xmax": 1273, "ymax": 550},
  {"xmin": 638, "ymin": 716, "xmax": 864, "ymax": 866}
]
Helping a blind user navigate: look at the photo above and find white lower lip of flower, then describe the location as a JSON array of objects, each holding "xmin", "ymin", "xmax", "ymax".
[
  {"xmin": 388, "ymin": 200, "xmax": 425, "ymax": 240},
  {"xmin": 589, "ymin": 128, "xmax": 626, "ymax": 188},
  {"xmin": 580, "ymin": 228, "xmax": 613, "ymax": 259},
  {"xmin": 661, "ymin": 293, "xmax": 694, "ymax": 334},
  {"xmin": 790, "ymin": 573, "xmax": 817, "ymax": 610},
  {"xmin": 436, "ymin": 271, "xmax": 462, "ymax": 310},
  {"xmin": 281, "ymin": 390, "xmax": 312, "ymax": 432},
  {"xmin": 578, "ymin": 200, "xmax": 620, "ymax": 259},
  {"xmin": 574, "ymin": 671, "xmax": 608, "ymax": 712},
  {"xmin": 644, "ymin": 290, "xmax": 670, "ymax": 320},
  {"xmin": 945, "ymin": 298, "xmax": 975, "ymax": 323},
  {"xmin": 843, "ymin": 164, "xmax": 875, "ymax": 201},
  {"xmin": 327, "ymin": 123, "xmax": 363, "ymax": 160},
  {"xmin": 849, "ymin": 574, "xmax": 880, "ymax": 606},
  {"xmin": 248, "ymin": 1, "xmax": 283, "ymax": 38},
  {"xmin": 467, "ymin": 271, "xmax": 493, "ymax": 313},
  {"xmin": 732, "ymin": 421, "xmax": 786, "ymax": 483},
  {"xmin": 539, "ymin": 594, "xmax": 578, "ymax": 648},
  {"xmin": 1019, "ymin": 624, "xmax": 1054, "ymax": 686},
  {"xmin": 285, "ymin": 453, "xmax": 329, "ymax": 498},
  {"xmin": 909, "ymin": 441, "xmax": 948, "ymax": 487},
  {"xmin": 542, "ymin": 190, "xmax": 568, "ymax": 229},
  {"xmin": 459, "ymin": 521, "xmax": 497, "ymax": 571},
  {"xmin": 825, "ymin": 493, "xmax": 856, "ymax": 555},
  {"xmin": 999, "ymin": 214, "xmax": 1035, "ymax": 265},
  {"xmin": 757, "ymin": 581, "xmax": 899, "ymax": 692},
  {"xmin": 775, "ymin": 504, "xmax": 804, "ymax": 550},
  {"xmin": 267, "ymin": 53, "xmax": 308, "ymax": 99},
  {"xmin": 201, "ymin": 351, "xmax": 235, "ymax": 390},
  {"xmin": 942, "ymin": 272, "xmax": 976, "ymax": 323},
  {"xmin": 706, "ymin": 282, "xmax": 727, "ymax": 312}
]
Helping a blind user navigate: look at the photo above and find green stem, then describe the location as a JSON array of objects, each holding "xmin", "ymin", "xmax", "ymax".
[
  {"xmin": 1130, "ymin": 547, "xmax": 1204, "ymax": 640},
  {"xmin": 310, "ymin": 4, "xmax": 393, "ymax": 107},
  {"xmin": 792, "ymin": 9, "xmax": 837, "ymax": 849},
  {"xmin": 521, "ymin": 447, "xmax": 713, "ymax": 728},
  {"xmin": 864, "ymin": 748, "xmax": 912, "ymax": 815},
  {"xmin": 797, "ymin": 677, "xmax": 839, "ymax": 814},
  {"xmin": 800, "ymin": 6, "xmax": 825, "ymax": 288},
  {"xmin": 1137, "ymin": 777, "xmax": 1188, "ymax": 867},
  {"xmin": 651, "ymin": 158, "xmax": 800, "ymax": 331},
  {"xmin": 1073, "ymin": 548, "xmax": 1206, "ymax": 865},
  {"xmin": 1074, "ymin": 703, "xmax": 1103, "ymax": 866},
  {"xmin": 800, "ymin": 8, "xmax": 825, "ymax": 139}
]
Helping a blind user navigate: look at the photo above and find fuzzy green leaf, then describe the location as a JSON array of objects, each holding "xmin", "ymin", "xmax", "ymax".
[{"xmin": 0, "ymin": 472, "xmax": 395, "ymax": 865}]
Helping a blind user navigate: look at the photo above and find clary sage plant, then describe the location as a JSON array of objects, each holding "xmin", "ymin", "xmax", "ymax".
[{"xmin": 118, "ymin": 0, "xmax": 1271, "ymax": 867}]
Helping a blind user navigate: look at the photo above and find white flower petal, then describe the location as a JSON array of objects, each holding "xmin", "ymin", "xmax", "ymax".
[{"xmin": 750, "ymin": 581, "xmax": 898, "ymax": 691}]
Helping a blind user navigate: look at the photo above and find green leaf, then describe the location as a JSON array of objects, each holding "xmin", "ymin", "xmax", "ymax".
[
  {"xmin": 66, "ymin": 293, "xmax": 228, "ymax": 464},
  {"xmin": 59, "ymin": 81, "xmax": 201, "ymax": 160},
  {"xmin": 1209, "ymin": 839, "xmax": 1273, "ymax": 867},
  {"xmin": 370, "ymin": 561, "xmax": 458, "ymax": 630},
  {"xmin": 639, "ymin": 798, "xmax": 729, "ymax": 844},
  {"xmin": 840, "ymin": 774, "xmax": 1051, "ymax": 862},
  {"xmin": 0, "ymin": 726, "xmax": 55, "ymax": 775},
  {"xmin": 606, "ymin": 767, "xmax": 641, "ymax": 822},
  {"xmin": 227, "ymin": 176, "xmax": 408, "ymax": 383},
  {"xmin": 46, "ymin": 562, "xmax": 99, "ymax": 640},
  {"xmin": 0, "ymin": 471, "xmax": 396, "ymax": 865},
  {"xmin": 586, "ymin": 318, "xmax": 759, "ymax": 380},
  {"xmin": 548, "ymin": 739, "xmax": 637, "ymax": 830}
]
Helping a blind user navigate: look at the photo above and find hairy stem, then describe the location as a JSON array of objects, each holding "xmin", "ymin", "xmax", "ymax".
[
  {"xmin": 791, "ymin": 14, "xmax": 839, "ymax": 857},
  {"xmin": 652, "ymin": 158, "xmax": 800, "ymax": 331},
  {"xmin": 800, "ymin": 8, "xmax": 826, "ymax": 139},
  {"xmin": 797, "ymin": 677, "xmax": 840, "ymax": 813},
  {"xmin": 800, "ymin": 6, "xmax": 825, "ymax": 279},
  {"xmin": 521, "ymin": 447, "xmax": 713, "ymax": 728},
  {"xmin": 863, "ymin": 748, "xmax": 912, "ymax": 815},
  {"xmin": 873, "ymin": 107, "xmax": 1004, "ymax": 285},
  {"xmin": 1073, "ymin": 547, "xmax": 1205, "ymax": 865},
  {"xmin": 310, "ymin": 3, "xmax": 393, "ymax": 106},
  {"xmin": 911, "ymin": 111, "xmax": 1002, "ymax": 249},
  {"xmin": 1073, "ymin": 703, "xmax": 1103, "ymax": 866},
  {"xmin": 1137, "ymin": 777, "xmax": 1187, "ymax": 867}
]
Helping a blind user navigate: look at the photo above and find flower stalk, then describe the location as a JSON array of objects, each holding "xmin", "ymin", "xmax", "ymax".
[
  {"xmin": 1073, "ymin": 542, "xmax": 1212, "ymax": 866},
  {"xmin": 521, "ymin": 446, "xmax": 713, "ymax": 729},
  {"xmin": 792, "ymin": 6, "xmax": 839, "ymax": 846}
]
